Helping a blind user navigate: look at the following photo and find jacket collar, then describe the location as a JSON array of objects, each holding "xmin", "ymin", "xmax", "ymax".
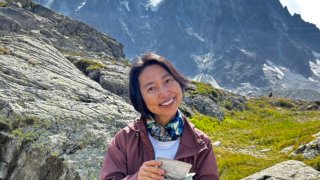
[{"xmin": 128, "ymin": 115, "xmax": 208, "ymax": 159}]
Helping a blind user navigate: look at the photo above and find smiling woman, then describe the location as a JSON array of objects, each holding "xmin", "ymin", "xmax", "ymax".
[{"xmin": 99, "ymin": 52, "xmax": 219, "ymax": 180}]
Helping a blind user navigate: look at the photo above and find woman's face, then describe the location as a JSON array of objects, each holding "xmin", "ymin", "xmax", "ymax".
[{"xmin": 139, "ymin": 64, "xmax": 183, "ymax": 126}]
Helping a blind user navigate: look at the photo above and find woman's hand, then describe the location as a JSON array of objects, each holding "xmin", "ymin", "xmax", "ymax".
[{"xmin": 137, "ymin": 160, "xmax": 165, "ymax": 180}]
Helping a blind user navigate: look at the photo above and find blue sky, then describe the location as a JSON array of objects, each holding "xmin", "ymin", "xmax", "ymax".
[{"xmin": 279, "ymin": 0, "xmax": 320, "ymax": 29}]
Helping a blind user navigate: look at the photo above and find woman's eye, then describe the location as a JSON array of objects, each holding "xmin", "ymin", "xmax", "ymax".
[
  {"xmin": 147, "ymin": 87, "xmax": 155, "ymax": 92},
  {"xmin": 165, "ymin": 78, "xmax": 173, "ymax": 83}
]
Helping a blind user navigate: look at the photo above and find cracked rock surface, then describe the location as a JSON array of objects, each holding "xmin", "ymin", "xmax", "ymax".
[{"xmin": 0, "ymin": 35, "xmax": 138, "ymax": 179}]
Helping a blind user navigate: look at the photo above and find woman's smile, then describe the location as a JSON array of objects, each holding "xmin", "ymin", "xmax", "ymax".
[{"xmin": 159, "ymin": 97, "xmax": 175, "ymax": 106}]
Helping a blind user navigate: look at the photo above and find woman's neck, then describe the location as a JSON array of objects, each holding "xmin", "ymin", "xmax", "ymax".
[{"xmin": 155, "ymin": 113, "xmax": 177, "ymax": 127}]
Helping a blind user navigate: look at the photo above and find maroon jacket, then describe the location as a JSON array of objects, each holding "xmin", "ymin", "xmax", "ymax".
[{"xmin": 100, "ymin": 116, "xmax": 219, "ymax": 180}]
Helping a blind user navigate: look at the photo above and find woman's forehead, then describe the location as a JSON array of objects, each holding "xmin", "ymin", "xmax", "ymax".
[
  {"xmin": 142, "ymin": 64, "xmax": 168, "ymax": 76},
  {"xmin": 139, "ymin": 65, "xmax": 170, "ymax": 84}
]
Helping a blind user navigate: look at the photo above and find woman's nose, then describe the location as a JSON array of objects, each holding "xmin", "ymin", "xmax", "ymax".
[{"xmin": 158, "ymin": 86, "xmax": 169, "ymax": 98}]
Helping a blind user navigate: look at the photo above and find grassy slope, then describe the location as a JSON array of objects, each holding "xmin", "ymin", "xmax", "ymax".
[{"xmin": 189, "ymin": 83, "xmax": 320, "ymax": 179}]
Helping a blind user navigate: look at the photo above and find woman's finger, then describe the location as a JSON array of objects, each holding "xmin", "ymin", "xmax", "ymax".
[
  {"xmin": 138, "ymin": 160, "xmax": 165, "ymax": 180},
  {"xmin": 144, "ymin": 160, "xmax": 162, "ymax": 167},
  {"xmin": 143, "ymin": 161, "xmax": 165, "ymax": 175},
  {"xmin": 139, "ymin": 170, "xmax": 164, "ymax": 180}
]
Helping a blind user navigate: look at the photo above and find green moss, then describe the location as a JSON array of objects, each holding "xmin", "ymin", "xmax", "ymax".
[
  {"xmin": 11, "ymin": 116, "xmax": 51, "ymax": 130},
  {"xmin": 11, "ymin": 128, "xmax": 37, "ymax": 142},
  {"xmin": 86, "ymin": 63, "xmax": 105, "ymax": 71},
  {"xmin": 73, "ymin": 58, "xmax": 106, "ymax": 72},
  {"xmin": 0, "ymin": 1, "xmax": 7, "ymax": 7},
  {"xmin": 0, "ymin": 115, "xmax": 56, "ymax": 155},
  {"xmin": 0, "ymin": 115, "xmax": 52, "ymax": 144},
  {"xmin": 50, "ymin": 150, "xmax": 60, "ymax": 157}
]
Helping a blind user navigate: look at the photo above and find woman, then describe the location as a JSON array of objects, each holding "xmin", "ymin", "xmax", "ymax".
[{"xmin": 100, "ymin": 52, "xmax": 219, "ymax": 180}]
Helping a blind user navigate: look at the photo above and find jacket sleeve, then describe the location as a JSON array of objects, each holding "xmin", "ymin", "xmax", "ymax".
[
  {"xmin": 99, "ymin": 131, "xmax": 139, "ymax": 180},
  {"xmin": 194, "ymin": 138, "xmax": 219, "ymax": 180}
]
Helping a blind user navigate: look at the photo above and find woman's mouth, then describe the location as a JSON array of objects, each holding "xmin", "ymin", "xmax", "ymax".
[{"xmin": 160, "ymin": 98, "xmax": 175, "ymax": 106}]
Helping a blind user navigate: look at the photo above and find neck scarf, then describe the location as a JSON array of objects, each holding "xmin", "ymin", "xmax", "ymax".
[{"xmin": 146, "ymin": 110, "xmax": 184, "ymax": 142}]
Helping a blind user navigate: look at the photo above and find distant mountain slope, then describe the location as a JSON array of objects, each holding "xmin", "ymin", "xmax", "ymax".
[{"xmin": 33, "ymin": 0, "xmax": 320, "ymax": 101}]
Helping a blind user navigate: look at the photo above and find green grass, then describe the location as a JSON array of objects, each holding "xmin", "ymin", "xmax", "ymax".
[
  {"xmin": 189, "ymin": 81, "xmax": 219, "ymax": 99},
  {"xmin": 215, "ymin": 149, "xmax": 280, "ymax": 179},
  {"xmin": 190, "ymin": 97, "xmax": 320, "ymax": 179},
  {"xmin": 305, "ymin": 156, "xmax": 320, "ymax": 171}
]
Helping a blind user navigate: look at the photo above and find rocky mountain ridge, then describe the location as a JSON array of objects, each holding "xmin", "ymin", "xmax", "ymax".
[
  {"xmin": 0, "ymin": 1, "xmax": 319, "ymax": 179},
  {"xmin": 33, "ymin": 0, "xmax": 320, "ymax": 101},
  {"xmin": 1, "ymin": 0, "xmax": 124, "ymax": 58}
]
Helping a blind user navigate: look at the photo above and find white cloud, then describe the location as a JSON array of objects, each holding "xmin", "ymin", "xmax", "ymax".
[{"xmin": 279, "ymin": 0, "xmax": 320, "ymax": 29}]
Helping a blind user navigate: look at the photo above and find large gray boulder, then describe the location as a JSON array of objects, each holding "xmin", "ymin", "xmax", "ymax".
[
  {"xmin": 0, "ymin": 35, "xmax": 138, "ymax": 179},
  {"xmin": 65, "ymin": 53, "xmax": 131, "ymax": 102},
  {"xmin": 242, "ymin": 160, "xmax": 320, "ymax": 180},
  {"xmin": 183, "ymin": 94, "xmax": 224, "ymax": 120},
  {"xmin": 99, "ymin": 60, "xmax": 130, "ymax": 102}
]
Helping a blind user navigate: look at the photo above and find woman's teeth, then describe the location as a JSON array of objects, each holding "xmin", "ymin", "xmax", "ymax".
[{"xmin": 160, "ymin": 98, "xmax": 174, "ymax": 106}]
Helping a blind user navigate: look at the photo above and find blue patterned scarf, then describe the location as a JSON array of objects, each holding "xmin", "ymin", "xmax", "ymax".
[{"xmin": 146, "ymin": 110, "xmax": 184, "ymax": 142}]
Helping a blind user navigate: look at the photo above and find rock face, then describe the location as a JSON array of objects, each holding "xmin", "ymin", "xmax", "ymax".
[
  {"xmin": 99, "ymin": 61, "xmax": 131, "ymax": 102},
  {"xmin": 242, "ymin": 160, "xmax": 320, "ymax": 180},
  {"xmin": 65, "ymin": 53, "xmax": 131, "ymax": 102},
  {"xmin": 184, "ymin": 94, "xmax": 224, "ymax": 120},
  {"xmin": 291, "ymin": 137, "xmax": 320, "ymax": 160},
  {"xmin": 0, "ymin": 0, "xmax": 124, "ymax": 58},
  {"xmin": 0, "ymin": 1, "xmax": 138, "ymax": 178},
  {"xmin": 0, "ymin": 35, "xmax": 138, "ymax": 179},
  {"xmin": 33, "ymin": 0, "xmax": 320, "ymax": 100}
]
